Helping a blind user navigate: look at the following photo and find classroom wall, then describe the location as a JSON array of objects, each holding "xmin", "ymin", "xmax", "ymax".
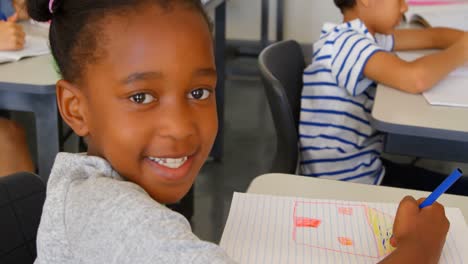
[{"xmin": 225, "ymin": 0, "xmax": 342, "ymax": 43}]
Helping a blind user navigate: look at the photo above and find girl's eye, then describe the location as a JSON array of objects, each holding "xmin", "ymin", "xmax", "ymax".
[
  {"xmin": 129, "ymin": 93, "xmax": 155, "ymax": 104},
  {"xmin": 188, "ymin": 88, "xmax": 212, "ymax": 100}
]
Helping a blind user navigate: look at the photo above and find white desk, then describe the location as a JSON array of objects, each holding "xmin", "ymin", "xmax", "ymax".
[
  {"xmin": 247, "ymin": 173, "xmax": 468, "ymax": 219},
  {"xmin": 0, "ymin": 54, "xmax": 56, "ymax": 86},
  {"xmin": 371, "ymin": 57, "xmax": 468, "ymax": 162}
]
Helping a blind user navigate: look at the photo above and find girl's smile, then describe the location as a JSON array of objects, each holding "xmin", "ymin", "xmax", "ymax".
[{"xmin": 144, "ymin": 153, "xmax": 196, "ymax": 182}]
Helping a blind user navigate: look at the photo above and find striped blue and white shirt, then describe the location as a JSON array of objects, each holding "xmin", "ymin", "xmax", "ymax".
[
  {"xmin": 299, "ymin": 19, "xmax": 394, "ymax": 185},
  {"xmin": 0, "ymin": 0, "xmax": 14, "ymax": 17}
]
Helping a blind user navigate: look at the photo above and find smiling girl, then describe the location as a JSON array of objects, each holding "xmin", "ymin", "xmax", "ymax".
[{"xmin": 28, "ymin": 0, "xmax": 450, "ymax": 263}]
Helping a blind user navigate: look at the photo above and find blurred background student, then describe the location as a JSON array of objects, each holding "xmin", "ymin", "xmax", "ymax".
[
  {"xmin": 0, "ymin": 0, "xmax": 34, "ymax": 176},
  {"xmin": 0, "ymin": 0, "xmax": 28, "ymax": 50}
]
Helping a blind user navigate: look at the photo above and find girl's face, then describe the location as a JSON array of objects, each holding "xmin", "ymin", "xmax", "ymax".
[
  {"xmin": 364, "ymin": 0, "xmax": 408, "ymax": 34},
  {"xmin": 64, "ymin": 4, "xmax": 217, "ymax": 204}
]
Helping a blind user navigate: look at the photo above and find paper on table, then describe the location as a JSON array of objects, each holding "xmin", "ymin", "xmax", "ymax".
[
  {"xmin": 220, "ymin": 192, "xmax": 468, "ymax": 264},
  {"xmin": 423, "ymin": 77, "xmax": 468, "ymax": 107},
  {"xmin": 29, "ymin": 20, "xmax": 51, "ymax": 29},
  {"xmin": 0, "ymin": 35, "xmax": 50, "ymax": 64},
  {"xmin": 397, "ymin": 51, "xmax": 468, "ymax": 107}
]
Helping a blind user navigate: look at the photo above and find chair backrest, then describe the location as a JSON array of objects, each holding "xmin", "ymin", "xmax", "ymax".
[
  {"xmin": 0, "ymin": 172, "xmax": 46, "ymax": 264},
  {"xmin": 259, "ymin": 40, "xmax": 306, "ymax": 174}
]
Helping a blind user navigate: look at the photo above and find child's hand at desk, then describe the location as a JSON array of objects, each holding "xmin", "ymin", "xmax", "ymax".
[
  {"xmin": 12, "ymin": 0, "xmax": 29, "ymax": 21},
  {"xmin": 0, "ymin": 17, "xmax": 25, "ymax": 51},
  {"xmin": 379, "ymin": 196, "xmax": 449, "ymax": 264}
]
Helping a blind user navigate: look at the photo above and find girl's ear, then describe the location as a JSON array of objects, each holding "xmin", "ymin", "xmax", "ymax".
[{"xmin": 56, "ymin": 80, "xmax": 89, "ymax": 137}]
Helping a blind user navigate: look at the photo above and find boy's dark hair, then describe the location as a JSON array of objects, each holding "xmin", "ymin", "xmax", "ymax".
[
  {"xmin": 333, "ymin": 0, "xmax": 356, "ymax": 12},
  {"xmin": 27, "ymin": 0, "xmax": 211, "ymax": 83}
]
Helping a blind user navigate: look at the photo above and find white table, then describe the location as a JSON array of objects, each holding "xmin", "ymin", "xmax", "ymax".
[
  {"xmin": 371, "ymin": 59, "xmax": 468, "ymax": 163},
  {"xmin": 247, "ymin": 173, "xmax": 468, "ymax": 219}
]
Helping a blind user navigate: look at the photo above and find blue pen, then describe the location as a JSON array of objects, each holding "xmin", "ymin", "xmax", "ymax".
[
  {"xmin": 419, "ymin": 168, "xmax": 463, "ymax": 209},
  {"xmin": 0, "ymin": 11, "xmax": 7, "ymax": 21}
]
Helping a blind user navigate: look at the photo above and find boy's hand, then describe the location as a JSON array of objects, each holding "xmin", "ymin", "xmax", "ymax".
[
  {"xmin": 391, "ymin": 196, "xmax": 449, "ymax": 263},
  {"xmin": 0, "ymin": 21, "xmax": 25, "ymax": 50}
]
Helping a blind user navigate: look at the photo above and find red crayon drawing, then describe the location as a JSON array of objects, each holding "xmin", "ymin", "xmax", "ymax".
[
  {"xmin": 338, "ymin": 207, "xmax": 353, "ymax": 215},
  {"xmin": 338, "ymin": 237, "xmax": 353, "ymax": 246},
  {"xmin": 292, "ymin": 201, "xmax": 395, "ymax": 259},
  {"xmin": 295, "ymin": 217, "xmax": 321, "ymax": 228}
]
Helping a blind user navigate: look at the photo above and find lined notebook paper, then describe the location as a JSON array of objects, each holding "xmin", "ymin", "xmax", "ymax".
[{"xmin": 220, "ymin": 193, "xmax": 468, "ymax": 264}]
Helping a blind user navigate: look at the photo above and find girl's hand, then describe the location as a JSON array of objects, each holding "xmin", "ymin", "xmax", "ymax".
[
  {"xmin": 0, "ymin": 20, "xmax": 25, "ymax": 50},
  {"xmin": 391, "ymin": 196, "xmax": 449, "ymax": 264}
]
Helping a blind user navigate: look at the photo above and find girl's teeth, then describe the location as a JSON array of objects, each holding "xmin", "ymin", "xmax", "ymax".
[{"xmin": 148, "ymin": 156, "xmax": 188, "ymax": 169}]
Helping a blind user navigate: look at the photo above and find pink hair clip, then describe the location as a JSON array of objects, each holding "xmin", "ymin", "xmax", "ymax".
[{"xmin": 49, "ymin": 0, "xmax": 55, "ymax": 14}]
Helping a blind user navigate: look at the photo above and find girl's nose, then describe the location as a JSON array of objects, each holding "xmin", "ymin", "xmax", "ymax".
[{"xmin": 157, "ymin": 102, "xmax": 196, "ymax": 141}]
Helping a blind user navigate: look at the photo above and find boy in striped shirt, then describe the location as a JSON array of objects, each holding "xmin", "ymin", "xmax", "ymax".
[{"xmin": 299, "ymin": 0, "xmax": 468, "ymax": 193}]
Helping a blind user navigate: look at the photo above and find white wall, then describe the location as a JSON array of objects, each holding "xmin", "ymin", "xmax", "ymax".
[{"xmin": 226, "ymin": 0, "xmax": 342, "ymax": 43}]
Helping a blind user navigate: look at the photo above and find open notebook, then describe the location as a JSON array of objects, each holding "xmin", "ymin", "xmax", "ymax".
[
  {"xmin": 404, "ymin": 2, "xmax": 468, "ymax": 30},
  {"xmin": 220, "ymin": 193, "xmax": 468, "ymax": 264},
  {"xmin": 0, "ymin": 35, "xmax": 50, "ymax": 64},
  {"xmin": 397, "ymin": 51, "xmax": 468, "ymax": 107}
]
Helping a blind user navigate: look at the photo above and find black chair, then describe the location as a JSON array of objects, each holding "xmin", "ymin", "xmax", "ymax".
[
  {"xmin": 0, "ymin": 172, "xmax": 46, "ymax": 264},
  {"xmin": 258, "ymin": 40, "xmax": 306, "ymax": 174}
]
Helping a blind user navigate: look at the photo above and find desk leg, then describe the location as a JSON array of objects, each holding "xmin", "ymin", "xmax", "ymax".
[
  {"xmin": 276, "ymin": 0, "xmax": 284, "ymax": 41},
  {"xmin": 34, "ymin": 94, "xmax": 59, "ymax": 182},
  {"xmin": 262, "ymin": 0, "xmax": 284, "ymax": 46},
  {"xmin": 261, "ymin": 0, "xmax": 269, "ymax": 48},
  {"xmin": 384, "ymin": 133, "xmax": 468, "ymax": 163},
  {"xmin": 211, "ymin": 2, "xmax": 226, "ymax": 161}
]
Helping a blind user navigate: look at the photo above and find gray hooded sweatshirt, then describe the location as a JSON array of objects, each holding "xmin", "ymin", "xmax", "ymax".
[{"xmin": 34, "ymin": 152, "xmax": 235, "ymax": 264}]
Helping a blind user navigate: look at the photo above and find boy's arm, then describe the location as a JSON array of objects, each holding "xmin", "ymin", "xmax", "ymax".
[
  {"xmin": 394, "ymin": 28, "xmax": 464, "ymax": 51},
  {"xmin": 364, "ymin": 32, "xmax": 468, "ymax": 93},
  {"xmin": 378, "ymin": 196, "xmax": 449, "ymax": 264}
]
